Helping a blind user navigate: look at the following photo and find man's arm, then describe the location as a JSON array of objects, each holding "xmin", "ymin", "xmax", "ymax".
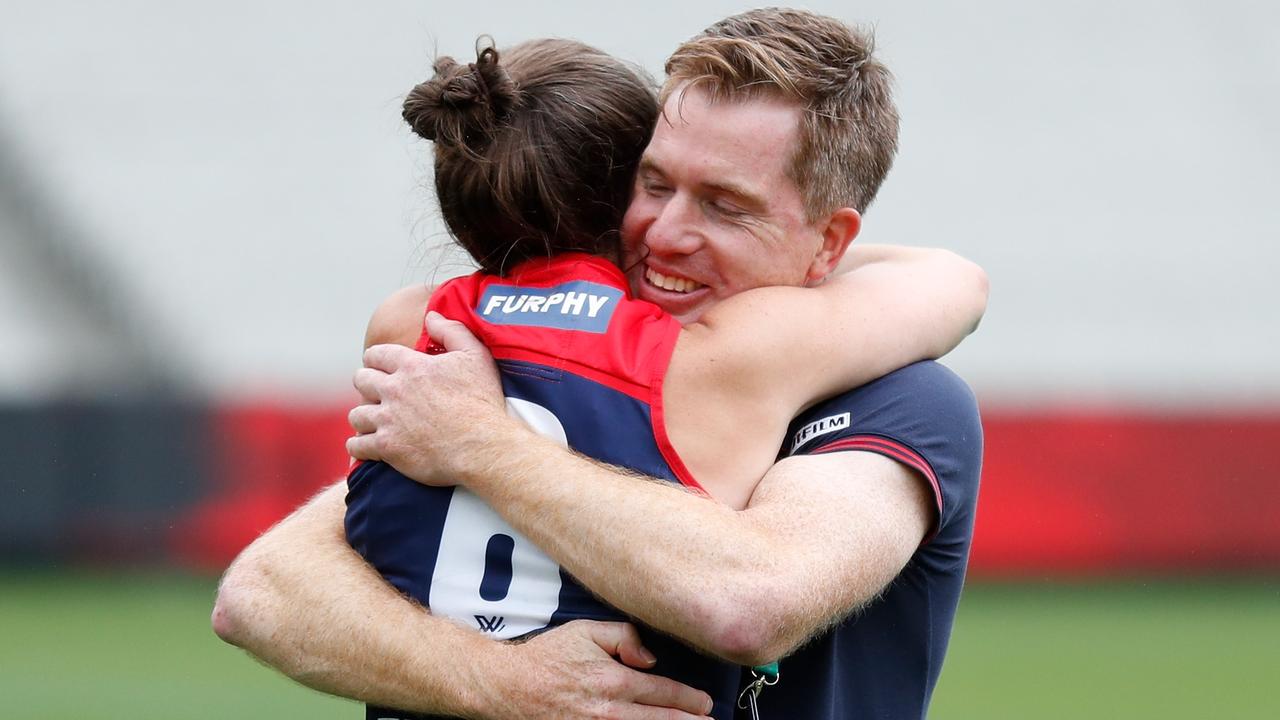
[
  {"xmin": 463, "ymin": 432, "xmax": 929, "ymax": 666},
  {"xmin": 349, "ymin": 324, "xmax": 933, "ymax": 666},
  {"xmin": 213, "ymin": 482, "xmax": 715, "ymax": 719},
  {"xmin": 212, "ymin": 284, "xmax": 715, "ymax": 719},
  {"xmin": 212, "ymin": 483, "xmax": 489, "ymax": 714}
]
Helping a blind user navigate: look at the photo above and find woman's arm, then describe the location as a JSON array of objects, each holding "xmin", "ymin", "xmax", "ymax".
[
  {"xmin": 681, "ymin": 244, "xmax": 987, "ymax": 408},
  {"xmin": 664, "ymin": 245, "xmax": 987, "ymax": 505}
]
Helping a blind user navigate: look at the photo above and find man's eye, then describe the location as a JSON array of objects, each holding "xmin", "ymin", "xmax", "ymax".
[{"xmin": 639, "ymin": 179, "xmax": 668, "ymax": 196}]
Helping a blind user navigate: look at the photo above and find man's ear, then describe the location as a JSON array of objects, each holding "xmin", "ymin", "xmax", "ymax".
[{"xmin": 805, "ymin": 207, "xmax": 861, "ymax": 285}]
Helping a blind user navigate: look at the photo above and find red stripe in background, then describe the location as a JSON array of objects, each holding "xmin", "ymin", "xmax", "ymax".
[
  {"xmin": 172, "ymin": 404, "xmax": 1280, "ymax": 576},
  {"xmin": 170, "ymin": 403, "xmax": 356, "ymax": 569},
  {"xmin": 972, "ymin": 411, "xmax": 1280, "ymax": 576}
]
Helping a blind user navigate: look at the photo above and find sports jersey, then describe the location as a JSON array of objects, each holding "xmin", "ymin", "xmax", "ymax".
[
  {"xmin": 743, "ymin": 360, "xmax": 983, "ymax": 720},
  {"xmin": 344, "ymin": 253, "xmax": 742, "ymax": 720}
]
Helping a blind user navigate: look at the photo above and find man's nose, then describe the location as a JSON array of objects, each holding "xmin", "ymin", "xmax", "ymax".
[{"xmin": 644, "ymin": 194, "xmax": 703, "ymax": 256}]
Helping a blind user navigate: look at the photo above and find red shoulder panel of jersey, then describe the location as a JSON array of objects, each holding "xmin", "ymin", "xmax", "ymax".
[
  {"xmin": 425, "ymin": 254, "xmax": 681, "ymax": 402},
  {"xmin": 418, "ymin": 254, "xmax": 702, "ymax": 493}
]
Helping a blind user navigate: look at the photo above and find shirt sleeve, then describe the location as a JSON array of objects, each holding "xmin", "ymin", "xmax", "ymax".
[{"xmin": 782, "ymin": 361, "xmax": 983, "ymax": 546}]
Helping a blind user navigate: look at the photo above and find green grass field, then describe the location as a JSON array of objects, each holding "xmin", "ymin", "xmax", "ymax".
[
  {"xmin": 931, "ymin": 581, "xmax": 1280, "ymax": 718},
  {"xmin": 1, "ymin": 571, "xmax": 1276, "ymax": 718}
]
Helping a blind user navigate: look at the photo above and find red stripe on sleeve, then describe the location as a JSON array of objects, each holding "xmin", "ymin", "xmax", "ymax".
[{"xmin": 809, "ymin": 435, "xmax": 943, "ymax": 544}]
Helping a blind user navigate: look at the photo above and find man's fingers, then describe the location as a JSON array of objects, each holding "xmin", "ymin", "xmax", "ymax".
[
  {"xmin": 624, "ymin": 673, "xmax": 715, "ymax": 718},
  {"xmin": 578, "ymin": 622, "xmax": 712, "ymax": 717},
  {"xmin": 524, "ymin": 622, "xmax": 712, "ymax": 719},
  {"xmin": 363, "ymin": 343, "xmax": 415, "ymax": 373},
  {"xmin": 575, "ymin": 622, "xmax": 712, "ymax": 717},
  {"xmin": 351, "ymin": 367, "xmax": 387, "ymax": 403},
  {"xmin": 348, "ymin": 404, "xmax": 376, "ymax": 435},
  {"xmin": 426, "ymin": 311, "xmax": 486, "ymax": 353},
  {"xmin": 586, "ymin": 617, "xmax": 655, "ymax": 666},
  {"xmin": 613, "ymin": 703, "xmax": 711, "ymax": 720},
  {"xmin": 346, "ymin": 432, "xmax": 377, "ymax": 460},
  {"xmin": 581, "ymin": 621, "xmax": 655, "ymax": 668}
]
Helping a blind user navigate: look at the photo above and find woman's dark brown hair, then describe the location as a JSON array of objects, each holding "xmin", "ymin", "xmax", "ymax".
[{"xmin": 403, "ymin": 38, "xmax": 658, "ymax": 275}]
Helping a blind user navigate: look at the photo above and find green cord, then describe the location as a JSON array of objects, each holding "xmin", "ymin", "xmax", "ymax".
[{"xmin": 752, "ymin": 661, "xmax": 780, "ymax": 680}]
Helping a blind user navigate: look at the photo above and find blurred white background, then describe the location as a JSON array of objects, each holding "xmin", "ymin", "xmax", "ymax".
[{"xmin": 1, "ymin": 0, "xmax": 1276, "ymax": 405}]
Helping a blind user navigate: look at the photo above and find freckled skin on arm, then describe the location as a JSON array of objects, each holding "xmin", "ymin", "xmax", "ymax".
[{"xmin": 436, "ymin": 418, "xmax": 933, "ymax": 665}]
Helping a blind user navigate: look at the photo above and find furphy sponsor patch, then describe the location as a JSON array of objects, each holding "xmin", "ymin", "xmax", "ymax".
[
  {"xmin": 478, "ymin": 281, "xmax": 622, "ymax": 333},
  {"xmin": 791, "ymin": 412, "xmax": 851, "ymax": 453}
]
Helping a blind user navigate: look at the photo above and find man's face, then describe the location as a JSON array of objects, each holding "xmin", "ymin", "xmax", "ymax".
[{"xmin": 621, "ymin": 87, "xmax": 827, "ymax": 323}]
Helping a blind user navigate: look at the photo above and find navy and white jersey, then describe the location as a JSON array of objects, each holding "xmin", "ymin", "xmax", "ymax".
[
  {"xmin": 744, "ymin": 360, "xmax": 984, "ymax": 720},
  {"xmin": 345, "ymin": 253, "xmax": 741, "ymax": 720}
]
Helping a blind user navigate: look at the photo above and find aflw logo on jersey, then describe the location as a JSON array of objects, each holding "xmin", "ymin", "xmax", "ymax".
[
  {"xmin": 478, "ymin": 280, "xmax": 622, "ymax": 334},
  {"xmin": 791, "ymin": 412, "xmax": 851, "ymax": 453}
]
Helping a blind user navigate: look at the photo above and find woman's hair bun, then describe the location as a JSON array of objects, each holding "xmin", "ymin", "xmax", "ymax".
[{"xmin": 403, "ymin": 43, "xmax": 517, "ymax": 151}]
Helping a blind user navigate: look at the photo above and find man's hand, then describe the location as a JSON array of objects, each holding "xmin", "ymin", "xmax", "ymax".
[
  {"xmin": 481, "ymin": 621, "xmax": 714, "ymax": 720},
  {"xmin": 347, "ymin": 312, "xmax": 507, "ymax": 484}
]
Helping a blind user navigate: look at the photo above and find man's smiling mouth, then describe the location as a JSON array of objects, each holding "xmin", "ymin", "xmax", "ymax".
[{"xmin": 644, "ymin": 267, "xmax": 705, "ymax": 294}]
